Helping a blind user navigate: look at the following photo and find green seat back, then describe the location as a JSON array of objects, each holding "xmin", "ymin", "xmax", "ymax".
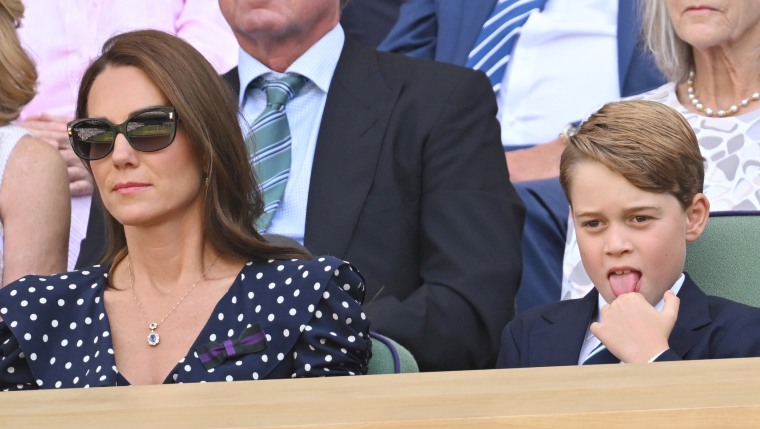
[
  {"xmin": 685, "ymin": 211, "xmax": 760, "ymax": 307},
  {"xmin": 367, "ymin": 332, "xmax": 419, "ymax": 374}
]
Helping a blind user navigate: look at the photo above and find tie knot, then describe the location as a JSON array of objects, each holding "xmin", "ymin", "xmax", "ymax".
[{"xmin": 254, "ymin": 75, "xmax": 307, "ymax": 108}]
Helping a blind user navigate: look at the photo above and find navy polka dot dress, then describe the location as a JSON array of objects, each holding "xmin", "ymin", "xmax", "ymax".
[{"xmin": 0, "ymin": 256, "xmax": 371, "ymax": 390}]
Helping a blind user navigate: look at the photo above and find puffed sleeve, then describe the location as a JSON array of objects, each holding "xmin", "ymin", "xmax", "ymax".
[
  {"xmin": 0, "ymin": 322, "xmax": 38, "ymax": 391},
  {"xmin": 292, "ymin": 263, "xmax": 372, "ymax": 377}
]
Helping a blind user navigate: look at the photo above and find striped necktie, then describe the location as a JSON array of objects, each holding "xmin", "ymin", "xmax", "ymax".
[
  {"xmin": 582, "ymin": 343, "xmax": 620, "ymax": 365},
  {"xmin": 245, "ymin": 75, "xmax": 306, "ymax": 232},
  {"xmin": 465, "ymin": 0, "xmax": 547, "ymax": 93}
]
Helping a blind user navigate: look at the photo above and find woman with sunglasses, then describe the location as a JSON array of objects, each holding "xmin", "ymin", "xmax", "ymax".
[
  {"xmin": 0, "ymin": 30, "xmax": 371, "ymax": 390},
  {"xmin": 0, "ymin": 0, "xmax": 69, "ymax": 286}
]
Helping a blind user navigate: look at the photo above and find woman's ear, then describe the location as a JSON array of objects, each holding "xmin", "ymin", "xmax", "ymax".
[{"xmin": 685, "ymin": 193, "xmax": 710, "ymax": 242}]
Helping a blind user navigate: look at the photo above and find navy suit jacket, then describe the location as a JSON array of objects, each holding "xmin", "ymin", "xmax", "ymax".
[
  {"xmin": 497, "ymin": 274, "xmax": 760, "ymax": 368},
  {"xmin": 378, "ymin": 0, "xmax": 665, "ymax": 97}
]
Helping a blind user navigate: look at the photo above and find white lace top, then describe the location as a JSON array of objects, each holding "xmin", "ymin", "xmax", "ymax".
[{"xmin": 562, "ymin": 82, "xmax": 760, "ymax": 300}]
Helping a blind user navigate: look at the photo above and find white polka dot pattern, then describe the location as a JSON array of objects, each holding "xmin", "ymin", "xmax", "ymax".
[{"xmin": 0, "ymin": 257, "xmax": 371, "ymax": 390}]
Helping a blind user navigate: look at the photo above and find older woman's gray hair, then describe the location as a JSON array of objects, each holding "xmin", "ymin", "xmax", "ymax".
[{"xmin": 640, "ymin": 0, "xmax": 694, "ymax": 82}]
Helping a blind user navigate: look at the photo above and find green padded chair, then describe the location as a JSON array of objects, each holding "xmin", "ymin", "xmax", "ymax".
[
  {"xmin": 684, "ymin": 211, "xmax": 760, "ymax": 307},
  {"xmin": 367, "ymin": 332, "xmax": 419, "ymax": 374}
]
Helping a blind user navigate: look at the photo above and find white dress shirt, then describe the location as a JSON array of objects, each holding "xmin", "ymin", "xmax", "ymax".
[
  {"xmin": 498, "ymin": 0, "xmax": 619, "ymax": 148},
  {"xmin": 236, "ymin": 25, "xmax": 345, "ymax": 244},
  {"xmin": 577, "ymin": 274, "xmax": 685, "ymax": 364}
]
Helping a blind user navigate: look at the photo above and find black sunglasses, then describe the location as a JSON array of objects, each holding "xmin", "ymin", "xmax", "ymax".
[{"xmin": 68, "ymin": 106, "xmax": 179, "ymax": 161}]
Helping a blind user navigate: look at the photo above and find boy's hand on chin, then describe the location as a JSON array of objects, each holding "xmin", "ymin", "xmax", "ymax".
[{"xmin": 590, "ymin": 291, "xmax": 680, "ymax": 363}]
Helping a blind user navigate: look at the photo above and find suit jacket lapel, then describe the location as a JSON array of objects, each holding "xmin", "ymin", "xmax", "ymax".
[
  {"xmin": 304, "ymin": 38, "xmax": 400, "ymax": 256},
  {"xmin": 440, "ymin": 0, "xmax": 497, "ymax": 65},
  {"xmin": 529, "ymin": 290, "xmax": 598, "ymax": 366},
  {"xmin": 616, "ymin": 0, "xmax": 638, "ymax": 89},
  {"xmin": 667, "ymin": 274, "xmax": 712, "ymax": 358}
]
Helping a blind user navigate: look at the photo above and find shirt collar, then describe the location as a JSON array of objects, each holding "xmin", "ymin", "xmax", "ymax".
[{"xmin": 236, "ymin": 24, "xmax": 345, "ymax": 106}]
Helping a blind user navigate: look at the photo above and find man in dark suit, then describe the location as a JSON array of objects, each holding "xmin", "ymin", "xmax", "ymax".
[
  {"xmin": 379, "ymin": 0, "xmax": 667, "ymax": 313},
  {"xmin": 79, "ymin": 0, "xmax": 525, "ymax": 371},
  {"xmin": 221, "ymin": 0, "xmax": 525, "ymax": 372}
]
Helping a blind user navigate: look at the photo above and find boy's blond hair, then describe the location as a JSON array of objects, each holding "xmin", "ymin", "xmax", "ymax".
[{"xmin": 560, "ymin": 100, "xmax": 705, "ymax": 209}]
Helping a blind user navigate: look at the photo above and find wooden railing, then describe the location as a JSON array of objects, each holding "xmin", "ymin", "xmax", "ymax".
[{"xmin": 2, "ymin": 357, "xmax": 759, "ymax": 428}]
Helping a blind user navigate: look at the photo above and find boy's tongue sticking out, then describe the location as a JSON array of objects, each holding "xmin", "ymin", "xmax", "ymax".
[{"xmin": 609, "ymin": 270, "xmax": 641, "ymax": 297}]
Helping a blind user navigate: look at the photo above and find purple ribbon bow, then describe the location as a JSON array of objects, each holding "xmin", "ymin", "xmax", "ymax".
[{"xmin": 196, "ymin": 324, "xmax": 267, "ymax": 370}]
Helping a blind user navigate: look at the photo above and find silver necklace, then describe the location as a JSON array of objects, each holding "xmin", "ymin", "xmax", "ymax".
[
  {"xmin": 128, "ymin": 254, "xmax": 220, "ymax": 346},
  {"xmin": 687, "ymin": 69, "xmax": 760, "ymax": 117}
]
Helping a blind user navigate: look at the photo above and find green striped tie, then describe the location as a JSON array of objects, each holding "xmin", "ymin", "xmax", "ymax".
[{"xmin": 245, "ymin": 75, "xmax": 306, "ymax": 231}]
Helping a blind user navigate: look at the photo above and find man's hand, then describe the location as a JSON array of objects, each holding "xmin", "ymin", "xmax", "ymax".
[
  {"xmin": 19, "ymin": 114, "xmax": 94, "ymax": 196},
  {"xmin": 504, "ymin": 136, "xmax": 567, "ymax": 182},
  {"xmin": 590, "ymin": 291, "xmax": 680, "ymax": 363}
]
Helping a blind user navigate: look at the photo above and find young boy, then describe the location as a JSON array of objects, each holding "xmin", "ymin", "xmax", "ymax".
[{"xmin": 497, "ymin": 100, "xmax": 760, "ymax": 367}]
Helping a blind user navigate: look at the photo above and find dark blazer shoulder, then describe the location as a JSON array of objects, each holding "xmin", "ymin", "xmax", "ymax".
[
  {"xmin": 345, "ymin": 37, "xmax": 491, "ymax": 91},
  {"xmin": 378, "ymin": 0, "xmax": 498, "ymax": 65}
]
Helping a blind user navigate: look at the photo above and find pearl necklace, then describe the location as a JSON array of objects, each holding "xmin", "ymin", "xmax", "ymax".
[
  {"xmin": 128, "ymin": 254, "xmax": 219, "ymax": 346},
  {"xmin": 687, "ymin": 70, "xmax": 760, "ymax": 117}
]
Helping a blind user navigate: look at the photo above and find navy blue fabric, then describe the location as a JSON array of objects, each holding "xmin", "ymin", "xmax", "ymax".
[
  {"xmin": 514, "ymin": 178, "xmax": 568, "ymax": 313},
  {"xmin": 340, "ymin": 0, "xmax": 405, "ymax": 48},
  {"xmin": 497, "ymin": 274, "xmax": 760, "ymax": 368},
  {"xmin": 0, "ymin": 257, "xmax": 371, "ymax": 390}
]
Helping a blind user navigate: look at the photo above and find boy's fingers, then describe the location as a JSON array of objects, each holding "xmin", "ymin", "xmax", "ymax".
[
  {"xmin": 589, "ymin": 321, "xmax": 602, "ymax": 337},
  {"xmin": 662, "ymin": 290, "xmax": 680, "ymax": 320}
]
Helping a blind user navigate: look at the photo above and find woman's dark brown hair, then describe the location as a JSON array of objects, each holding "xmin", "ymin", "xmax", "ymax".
[{"xmin": 75, "ymin": 29, "xmax": 309, "ymax": 267}]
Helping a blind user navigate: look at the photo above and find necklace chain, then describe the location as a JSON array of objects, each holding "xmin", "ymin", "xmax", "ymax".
[
  {"xmin": 128, "ymin": 254, "xmax": 220, "ymax": 346},
  {"xmin": 687, "ymin": 69, "xmax": 760, "ymax": 117}
]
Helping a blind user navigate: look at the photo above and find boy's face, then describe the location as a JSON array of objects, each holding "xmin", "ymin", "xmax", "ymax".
[{"xmin": 569, "ymin": 161, "xmax": 708, "ymax": 306}]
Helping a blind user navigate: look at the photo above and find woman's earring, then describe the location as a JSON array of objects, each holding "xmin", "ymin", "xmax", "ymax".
[{"xmin": 205, "ymin": 163, "xmax": 213, "ymax": 187}]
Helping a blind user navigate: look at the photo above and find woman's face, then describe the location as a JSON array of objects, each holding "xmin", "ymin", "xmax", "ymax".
[
  {"xmin": 87, "ymin": 65, "xmax": 205, "ymax": 229},
  {"xmin": 667, "ymin": 0, "xmax": 760, "ymax": 50}
]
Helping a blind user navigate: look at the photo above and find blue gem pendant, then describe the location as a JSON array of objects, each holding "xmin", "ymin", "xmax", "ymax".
[{"xmin": 147, "ymin": 322, "xmax": 160, "ymax": 346}]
